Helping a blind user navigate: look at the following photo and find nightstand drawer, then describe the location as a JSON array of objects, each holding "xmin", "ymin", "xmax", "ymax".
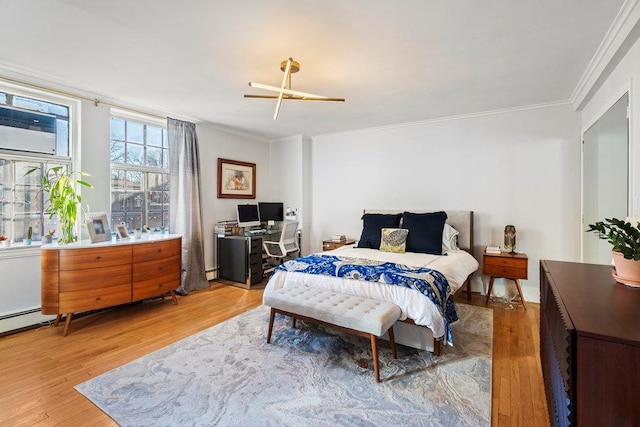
[
  {"xmin": 484, "ymin": 264, "xmax": 528, "ymax": 279},
  {"xmin": 483, "ymin": 252, "xmax": 528, "ymax": 280}
]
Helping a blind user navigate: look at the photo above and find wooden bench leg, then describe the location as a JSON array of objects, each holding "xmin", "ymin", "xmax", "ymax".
[
  {"xmin": 370, "ymin": 334, "xmax": 380, "ymax": 383},
  {"xmin": 388, "ymin": 326, "xmax": 397, "ymax": 359},
  {"xmin": 267, "ymin": 308, "xmax": 276, "ymax": 343}
]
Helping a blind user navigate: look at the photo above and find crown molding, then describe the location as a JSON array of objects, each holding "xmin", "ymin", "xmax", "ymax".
[
  {"xmin": 572, "ymin": 0, "xmax": 640, "ymax": 110},
  {"xmin": 312, "ymin": 100, "xmax": 572, "ymax": 140}
]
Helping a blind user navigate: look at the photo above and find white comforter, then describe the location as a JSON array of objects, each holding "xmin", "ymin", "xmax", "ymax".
[{"xmin": 262, "ymin": 246, "xmax": 479, "ymax": 339}]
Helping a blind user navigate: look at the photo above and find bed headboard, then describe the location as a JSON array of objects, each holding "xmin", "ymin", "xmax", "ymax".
[{"xmin": 362, "ymin": 209, "xmax": 474, "ymax": 253}]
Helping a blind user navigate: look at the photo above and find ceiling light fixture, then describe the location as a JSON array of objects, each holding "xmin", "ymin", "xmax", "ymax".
[{"xmin": 245, "ymin": 57, "xmax": 345, "ymax": 120}]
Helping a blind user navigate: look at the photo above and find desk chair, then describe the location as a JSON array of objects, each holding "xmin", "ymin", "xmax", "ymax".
[{"xmin": 263, "ymin": 220, "xmax": 299, "ymax": 262}]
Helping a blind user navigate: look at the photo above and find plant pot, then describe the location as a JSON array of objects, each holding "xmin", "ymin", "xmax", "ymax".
[
  {"xmin": 0, "ymin": 240, "xmax": 11, "ymax": 248},
  {"xmin": 611, "ymin": 250, "xmax": 640, "ymax": 287},
  {"xmin": 24, "ymin": 238, "xmax": 32, "ymax": 246},
  {"xmin": 41, "ymin": 236, "xmax": 51, "ymax": 245}
]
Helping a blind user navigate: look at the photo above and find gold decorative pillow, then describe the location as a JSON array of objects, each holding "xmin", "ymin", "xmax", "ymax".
[{"xmin": 379, "ymin": 228, "xmax": 409, "ymax": 253}]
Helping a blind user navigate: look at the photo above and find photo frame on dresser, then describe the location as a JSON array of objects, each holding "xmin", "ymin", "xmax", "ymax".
[
  {"xmin": 115, "ymin": 224, "xmax": 129, "ymax": 239},
  {"xmin": 86, "ymin": 212, "xmax": 111, "ymax": 243}
]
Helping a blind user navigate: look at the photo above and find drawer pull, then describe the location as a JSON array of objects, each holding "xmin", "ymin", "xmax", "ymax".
[{"xmin": 96, "ymin": 297, "xmax": 101, "ymax": 301}]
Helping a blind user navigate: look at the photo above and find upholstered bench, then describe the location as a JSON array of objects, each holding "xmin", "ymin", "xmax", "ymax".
[{"xmin": 264, "ymin": 286, "xmax": 402, "ymax": 382}]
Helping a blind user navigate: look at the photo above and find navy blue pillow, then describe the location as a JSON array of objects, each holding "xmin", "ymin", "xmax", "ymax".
[
  {"xmin": 357, "ymin": 213, "xmax": 402, "ymax": 249},
  {"xmin": 402, "ymin": 211, "xmax": 448, "ymax": 254}
]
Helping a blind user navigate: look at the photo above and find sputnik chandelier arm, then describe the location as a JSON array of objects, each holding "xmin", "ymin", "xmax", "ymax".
[{"xmin": 245, "ymin": 57, "xmax": 345, "ymax": 120}]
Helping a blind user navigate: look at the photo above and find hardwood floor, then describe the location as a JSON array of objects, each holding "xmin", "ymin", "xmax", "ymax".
[{"xmin": 0, "ymin": 281, "xmax": 548, "ymax": 426}]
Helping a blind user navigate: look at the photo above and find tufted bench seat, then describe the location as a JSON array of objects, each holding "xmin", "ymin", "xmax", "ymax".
[{"xmin": 264, "ymin": 286, "xmax": 402, "ymax": 382}]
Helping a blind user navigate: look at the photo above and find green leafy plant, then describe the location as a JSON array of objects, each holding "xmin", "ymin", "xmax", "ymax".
[
  {"xmin": 25, "ymin": 166, "xmax": 92, "ymax": 244},
  {"xmin": 27, "ymin": 226, "xmax": 33, "ymax": 240},
  {"xmin": 587, "ymin": 218, "xmax": 640, "ymax": 260}
]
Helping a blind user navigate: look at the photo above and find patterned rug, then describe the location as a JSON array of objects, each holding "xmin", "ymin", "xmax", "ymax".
[{"xmin": 76, "ymin": 303, "xmax": 492, "ymax": 426}]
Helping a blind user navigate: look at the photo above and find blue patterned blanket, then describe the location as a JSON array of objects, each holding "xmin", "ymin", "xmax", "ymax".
[{"xmin": 275, "ymin": 254, "xmax": 458, "ymax": 344}]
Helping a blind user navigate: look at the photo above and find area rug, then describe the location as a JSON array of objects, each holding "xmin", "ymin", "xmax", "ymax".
[{"xmin": 76, "ymin": 303, "xmax": 492, "ymax": 426}]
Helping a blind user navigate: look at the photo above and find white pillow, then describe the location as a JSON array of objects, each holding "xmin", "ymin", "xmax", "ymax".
[{"xmin": 442, "ymin": 224, "xmax": 460, "ymax": 254}]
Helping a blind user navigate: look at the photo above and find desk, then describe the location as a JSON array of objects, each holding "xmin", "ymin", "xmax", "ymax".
[
  {"xmin": 216, "ymin": 234, "xmax": 264, "ymax": 289},
  {"xmin": 216, "ymin": 230, "xmax": 301, "ymax": 288}
]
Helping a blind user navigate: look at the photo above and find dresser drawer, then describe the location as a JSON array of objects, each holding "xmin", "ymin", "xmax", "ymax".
[
  {"xmin": 59, "ymin": 283, "xmax": 131, "ymax": 313},
  {"xmin": 132, "ymin": 255, "xmax": 181, "ymax": 300},
  {"xmin": 484, "ymin": 264, "xmax": 528, "ymax": 279},
  {"xmin": 59, "ymin": 245, "xmax": 132, "ymax": 270},
  {"xmin": 60, "ymin": 264, "xmax": 132, "ymax": 292},
  {"xmin": 133, "ymin": 238, "xmax": 181, "ymax": 263}
]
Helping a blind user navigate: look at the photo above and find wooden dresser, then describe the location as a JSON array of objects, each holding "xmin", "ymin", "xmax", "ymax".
[
  {"xmin": 41, "ymin": 235, "xmax": 182, "ymax": 335},
  {"xmin": 540, "ymin": 260, "xmax": 640, "ymax": 426}
]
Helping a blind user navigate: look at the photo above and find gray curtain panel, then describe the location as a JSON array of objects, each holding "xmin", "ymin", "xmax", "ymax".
[{"xmin": 168, "ymin": 117, "xmax": 210, "ymax": 294}]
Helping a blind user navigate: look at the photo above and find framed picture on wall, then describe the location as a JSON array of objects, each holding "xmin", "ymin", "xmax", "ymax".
[
  {"xmin": 86, "ymin": 212, "xmax": 111, "ymax": 243},
  {"xmin": 217, "ymin": 158, "xmax": 256, "ymax": 199}
]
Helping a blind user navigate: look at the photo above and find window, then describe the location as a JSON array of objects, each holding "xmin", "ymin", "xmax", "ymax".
[
  {"xmin": 110, "ymin": 116, "xmax": 169, "ymax": 231},
  {"xmin": 0, "ymin": 90, "xmax": 72, "ymax": 243}
]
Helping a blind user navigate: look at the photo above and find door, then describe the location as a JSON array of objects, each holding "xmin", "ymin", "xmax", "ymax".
[{"xmin": 583, "ymin": 93, "xmax": 629, "ymax": 264}]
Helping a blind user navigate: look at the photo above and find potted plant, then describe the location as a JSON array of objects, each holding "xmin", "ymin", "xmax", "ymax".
[
  {"xmin": 41, "ymin": 229, "xmax": 55, "ymax": 245},
  {"xmin": 25, "ymin": 166, "xmax": 92, "ymax": 244},
  {"xmin": 0, "ymin": 235, "xmax": 10, "ymax": 248},
  {"xmin": 25, "ymin": 226, "xmax": 33, "ymax": 246},
  {"xmin": 587, "ymin": 217, "xmax": 640, "ymax": 285}
]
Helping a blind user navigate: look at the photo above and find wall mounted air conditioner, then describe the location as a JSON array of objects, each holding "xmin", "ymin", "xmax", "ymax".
[{"xmin": 0, "ymin": 105, "xmax": 56, "ymax": 155}]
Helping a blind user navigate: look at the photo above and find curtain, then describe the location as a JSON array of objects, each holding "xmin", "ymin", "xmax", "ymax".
[{"xmin": 168, "ymin": 118, "xmax": 210, "ymax": 294}]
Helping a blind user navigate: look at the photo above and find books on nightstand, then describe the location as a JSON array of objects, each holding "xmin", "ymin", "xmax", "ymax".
[{"xmin": 485, "ymin": 246, "xmax": 502, "ymax": 254}]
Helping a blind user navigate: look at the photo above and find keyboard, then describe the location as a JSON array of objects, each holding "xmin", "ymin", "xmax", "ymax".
[{"xmin": 248, "ymin": 229, "xmax": 266, "ymax": 235}]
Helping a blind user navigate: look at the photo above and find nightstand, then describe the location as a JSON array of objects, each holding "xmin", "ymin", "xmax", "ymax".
[
  {"xmin": 322, "ymin": 239, "xmax": 356, "ymax": 251},
  {"xmin": 483, "ymin": 251, "xmax": 528, "ymax": 310}
]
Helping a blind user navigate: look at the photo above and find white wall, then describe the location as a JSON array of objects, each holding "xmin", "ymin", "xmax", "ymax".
[
  {"xmin": 310, "ymin": 104, "xmax": 582, "ymax": 302},
  {"xmin": 196, "ymin": 123, "xmax": 271, "ymax": 274}
]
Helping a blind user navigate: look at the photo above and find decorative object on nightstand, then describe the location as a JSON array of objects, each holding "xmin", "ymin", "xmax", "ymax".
[
  {"xmin": 483, "ymin": 251, "xmax": 528, "ymax": 310},
  {"xmin": 503, "ymin": 225, "xmax": 516, "ymax": 253},
  {"xmin": 322, "ymin": 238, "xmax": 356, "ymax": 251}
]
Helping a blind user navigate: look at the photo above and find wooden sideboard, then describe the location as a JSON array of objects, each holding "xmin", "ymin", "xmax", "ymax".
[
  {"xmin": 540, "ymin": 260, "xmax": 640, "ymax": 426},
  {"xmin": 42, "ymin": 235, "xmax": 182, "ymax": 335}
]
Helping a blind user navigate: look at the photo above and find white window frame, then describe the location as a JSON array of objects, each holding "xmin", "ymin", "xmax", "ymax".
[
  {"xmin": 109, "ymin": 109, "xmax": 169, "ymax": 232},
  {"xmin": 0, "ymin": 80, "xmax": 80, "ymax": 253}
]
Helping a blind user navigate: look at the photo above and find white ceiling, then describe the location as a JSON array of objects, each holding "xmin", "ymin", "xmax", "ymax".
[{"xmin": 0, "ymin": 0, "xmax": 626, "ymax": 140}]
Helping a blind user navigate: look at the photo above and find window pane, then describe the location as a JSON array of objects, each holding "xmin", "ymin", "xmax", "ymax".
[
  {"xmin": 126, "ymin": 143, "xmax": 143, "ymax": 165},
  {"xmin": 125, "ymin": 212, "xmax": 142, "ymax": 230},
  {"xmin": 162, "ymin": 148, "xmax": 169, "ymax": 169},
  {"xmin": 111, "ymin": 192, "xmax": 125, "ymax": 211},
  {"xmin": 56, "ymin": 119, "xmax": 69, "ymax": 157},
  {"xmin": 0, "ymin": 93, "xmax": 5, "ymax": 104},
  {"xmin": 125, "ymin": 170, "xmax": 142, "ymax": 191},
  {"xmin": 146, "ymin": 146, "xmax": 162, "ymax": 167},
  {"xmin": 14, "ymin": 96, "xmax": 69, "ymax": 117},
  {"xmin": 162, "ymin": 128, "xmax": 168, "ymax": 148},
  {"xmin": 111, "ymin": 117, "xmax": 125, "ymax": 140},
  {"xmin": 111, "ymin": 212, "xmax": 125, "ymax": 229},
  {"xmin": 127, "ymin": 121, "xmax": 144, "ymax": 143},
  {"xmin": 126, "ymin": 192, "xmax": 144, "ymax": 211},
  {"xmin": 110, "ymin": 169, "xmax": 125, "ymax": 190},
  {"xmin": 148, "ymin": 172, "xmax": 165, "ymax": 191},
  {"xmin": 147, "ymin": 125, "xmax": 162, "ymax": 147},
  {"xmin": 110, "ymin": 141, "xmax": 125, "ymax": 163}
]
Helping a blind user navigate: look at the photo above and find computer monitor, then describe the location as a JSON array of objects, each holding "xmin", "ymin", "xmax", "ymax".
[
  {"xmin": 258, "ymin": 202, "xmax": 284, "ymax": 222},
  {"xmin": 237, "ymin": 204, "xmax": 260, "ymax": 228}
]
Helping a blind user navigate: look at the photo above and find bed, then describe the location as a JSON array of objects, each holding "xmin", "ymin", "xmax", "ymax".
[{"xmin": 262, "ymin": 210, "xmax": 479, "ymax": 353}]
